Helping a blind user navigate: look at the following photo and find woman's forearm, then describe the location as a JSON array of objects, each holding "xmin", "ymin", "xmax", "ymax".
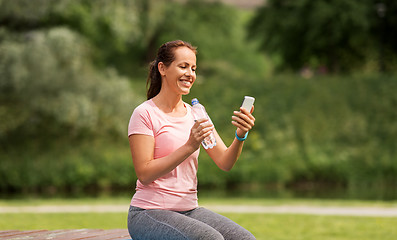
[
  {"xmin": 206, "ymin": 128, "xmax": 247, "ymax": 171},
  {"xmin": 214, "ymin": 107, "xmax": 255, "ymax": 171},
  {"xmin": 130, "ymin": 134, "xmax": 198, "ymax": 185},
  {"xmin": 218, "ymin": 138, "xmax": 244, "ymax": 171},
  {"xmin": 136, "ymin": 143, "xmax": 197, "ymax": 185}
]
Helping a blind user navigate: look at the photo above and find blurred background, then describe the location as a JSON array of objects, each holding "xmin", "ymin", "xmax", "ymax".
[{"xmin": 0, "ymin": 0, "xmax": 396, "ymax": 201}]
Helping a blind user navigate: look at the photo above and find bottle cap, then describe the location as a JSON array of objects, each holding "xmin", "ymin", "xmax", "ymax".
[{"xmin": 191, "ymin": 98, "xmax": 199, "ymax": 105}]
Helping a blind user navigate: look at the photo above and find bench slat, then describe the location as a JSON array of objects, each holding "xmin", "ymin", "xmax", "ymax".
[{"xmin": 0, "ymin": 229, "xmax": 131, "ymax": 240}]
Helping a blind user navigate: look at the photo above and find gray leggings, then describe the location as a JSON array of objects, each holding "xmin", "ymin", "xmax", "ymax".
[{"xmin": 127, "ymin": 206, "xmax": 256, "ymax": 240}]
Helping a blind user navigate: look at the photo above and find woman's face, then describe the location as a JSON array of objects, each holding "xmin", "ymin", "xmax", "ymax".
[{"xmin": 160, "ymin": 46, "xmax": 197, "ymax": 96}]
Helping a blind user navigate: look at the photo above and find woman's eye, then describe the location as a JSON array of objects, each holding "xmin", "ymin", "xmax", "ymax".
[{"xmin": 179, "ymin": 65, "xmax": 196, "ymax": 72}]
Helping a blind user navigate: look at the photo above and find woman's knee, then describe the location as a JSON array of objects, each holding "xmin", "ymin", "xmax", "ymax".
[
  {"xmin": 193, "ymin": 228, "xmax": 224, "ymax": 240},
  {"xmin": 185, "ymin": 207, "xmax": 255, "ymax": 240},
  {"xmin": 128, "ymin": 208, "xmax": 224, "ymax": 240}
]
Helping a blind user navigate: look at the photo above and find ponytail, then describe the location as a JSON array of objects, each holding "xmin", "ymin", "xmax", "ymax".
[
  {"xmin": 146, "ymin": 40, "xmax": 197, "ymax": 100},
  {"xmin": 146, "ymin": 60, "xmax": 161, "ymax": 100}
]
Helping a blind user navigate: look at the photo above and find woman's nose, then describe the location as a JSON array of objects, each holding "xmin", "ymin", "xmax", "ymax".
[{"xmin": 185, "ymin": 69, "xmax": 193, "ymax": 76}]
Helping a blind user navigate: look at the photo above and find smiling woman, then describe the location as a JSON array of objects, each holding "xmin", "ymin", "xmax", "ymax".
[
  {"xmin": 146, "ymin": 40, "xmax": 197, "ymax": 100},
  {"xmin": 126, "ymin": 40, "xmax": 256, "ymax": 239},
  {"xmin": 159, "ymin": 46, "xmax": 197, "ymax": 97}
]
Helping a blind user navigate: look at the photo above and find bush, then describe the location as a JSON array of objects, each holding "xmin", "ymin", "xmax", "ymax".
[
  {"xmin": 0, "ymin": 139, "xmax": 135, "ymax": 193},
  {"xmin": 192, "ymin": 73, "xmax": 397, "ymax": 193}
]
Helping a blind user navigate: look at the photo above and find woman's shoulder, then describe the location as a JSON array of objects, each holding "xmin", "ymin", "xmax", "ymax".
[
  {"xmin": 128, "ymin": 100, "xmax": 156, "ymax": 135},
  {"xmin": 130, "ymin": 100, "xmax": 156, "ymax": 121},
  {"xmin": 133, "ymin": 99, "xmax": 156, "ymax": 113}
]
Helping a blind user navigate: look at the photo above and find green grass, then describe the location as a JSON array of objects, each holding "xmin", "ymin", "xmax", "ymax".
[
  {"xmin": 226, "ymin": 213, "xmax": 397, "ymax": 240},
  {"xmin": 1, "ymin": 197, "xmax": 397, "ymax": 240},
  {"xmin": 0, "ymin": 196, "xmax": 130, "ymax": 206},
  {"xmin": 0, "ymin": 213, "xmax": 128, "ymax": 230},
  {"xmin": 1, "ymin": 212, "xmax": 396, "ymax": 240}
]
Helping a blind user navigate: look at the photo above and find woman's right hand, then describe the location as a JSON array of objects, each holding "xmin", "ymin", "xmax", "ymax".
[
  {"xmin": 186, "ymin": 119, "xmax": 214, "ymax": 150},
  {"xmin": 130, "ymin": 118, "xmax": 215, "ymax": 186}
]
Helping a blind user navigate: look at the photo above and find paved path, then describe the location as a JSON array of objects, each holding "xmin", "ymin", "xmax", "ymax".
[
  {"xmin": 1, "ymin": 204, "xmax": 397, "ymax": 217},
  {"xmin": 205, "ymin": 205, "xmax": 397, "ymax": 217}
]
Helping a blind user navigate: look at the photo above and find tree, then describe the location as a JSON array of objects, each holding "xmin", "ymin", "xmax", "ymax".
[
  {"xmin": 0, "ymin": 28, "xmax": 136, "ymax": 143},
  {"xmin": 0, "ymin": 0, "xmax": 142, "ymax": 145},
  {"xmin": 248, "ymin": 0, "xmax": 397, "ymax": 72}
]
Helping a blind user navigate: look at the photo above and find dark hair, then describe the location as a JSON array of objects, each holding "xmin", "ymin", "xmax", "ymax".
[{"xmin": 146, "ymin": 40, "xmax": 197, "ymax": 99}]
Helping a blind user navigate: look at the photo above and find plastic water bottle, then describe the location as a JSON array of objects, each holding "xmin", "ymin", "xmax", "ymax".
[{"xmin": 191, "ymin": 98, "xmax": 216, "ymax": 149}]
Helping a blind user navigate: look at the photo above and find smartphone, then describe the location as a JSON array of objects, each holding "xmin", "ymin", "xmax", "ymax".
[{"xmin": 241, "ymin": 96, "xmax": 255, "ymax": 111}]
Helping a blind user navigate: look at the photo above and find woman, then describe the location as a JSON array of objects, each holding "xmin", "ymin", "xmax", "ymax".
[{"xmin": 127, "ymin": 40, "xmax": 256, "ymax": 240}]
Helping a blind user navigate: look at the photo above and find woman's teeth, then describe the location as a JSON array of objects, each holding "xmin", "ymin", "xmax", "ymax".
[{"xmin": 181, "ymin": 80, "xmax": 191, "ymax": 86}]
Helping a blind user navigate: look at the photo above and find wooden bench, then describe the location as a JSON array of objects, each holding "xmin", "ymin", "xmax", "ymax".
[{"xmin": 0, "ymin": 229, "xmax": 131, "ymax": 240}]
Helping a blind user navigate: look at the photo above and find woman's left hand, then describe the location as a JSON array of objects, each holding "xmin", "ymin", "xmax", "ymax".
[
  {"xmin": 231, "ymin": 106, "xmax": 255, "ymax": 136},
  {"xmin": 206, "ymin": 106, "xmax": 255, "ymax": 171}
]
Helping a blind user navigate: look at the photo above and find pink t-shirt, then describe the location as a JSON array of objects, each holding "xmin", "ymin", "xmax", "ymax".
[{"xmin": 128, "ymin": 99, "xmax": 199, "ymax": 211}]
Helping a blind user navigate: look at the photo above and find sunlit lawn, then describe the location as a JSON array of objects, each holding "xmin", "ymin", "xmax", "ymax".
[
  {"xmin": 1, "ymin": 212, "xmax": 396, "ymax": 240},
  {"xmin": 227, "ymin": 213, "xmax": 397, "ymax": 240},
  {"xmin": 1, "ymin": 197, "xmax": 397, "ymax": 240}
]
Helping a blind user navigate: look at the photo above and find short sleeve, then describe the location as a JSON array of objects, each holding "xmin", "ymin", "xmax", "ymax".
[{"xmin": 128, "ymin": 103, "xmax": 154, "ymax": 137}]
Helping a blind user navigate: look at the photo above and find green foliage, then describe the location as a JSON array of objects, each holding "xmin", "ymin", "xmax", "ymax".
[
  {"xmin": 0, "ymin": 0, "xmax": 64, "ymax": 24},
  {"xmin": 0, "ymin": 0, "xmax": 155, "ymax": 75},
  {"xmin": 53, "ymin": 0, "xmax": 143, "ymax": 70},
  {"xmin": 2, "ymin": 70, "xmax": 396, "ymax": 196},
  {"xmin": 150, "ymin": 0, "xmax": 272, "ymax": 77},
  {"xmin": 160, "ymin": 1, "xmax": 239, "ymax": 59},
  {"xmin": 248, "ymin": 0, "xmax": 397, "ymax": 72},
  {"xmin": 0, "ymin": 139, "xmax": 135, "ymax": 192},
  {"xmin": 192, "ymin": 73, "xmax": 397, "ymax": 195},
  {"xmin": 0, "ymin": 0, "xmax": 396, "ymax": 197},
  {"xmin": 0, "ymin": 27, "xmax": 136, "ymax": 141}
]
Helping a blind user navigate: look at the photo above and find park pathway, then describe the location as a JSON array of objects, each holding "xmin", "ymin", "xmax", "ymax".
[{"xmin": 1, "ymin": 204, "xmax": 397, "ymax": 217}]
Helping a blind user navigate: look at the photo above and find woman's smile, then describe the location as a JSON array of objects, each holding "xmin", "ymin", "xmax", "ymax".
[{"xmin": 179, "ymin": 78, "xmax": 193, "ymax": 88}]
